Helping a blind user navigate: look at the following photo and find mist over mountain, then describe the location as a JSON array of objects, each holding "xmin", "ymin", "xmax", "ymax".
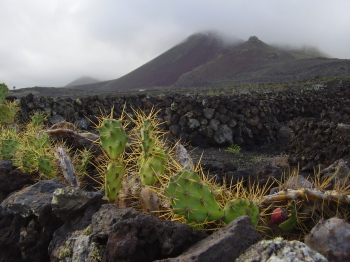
[
  {"xmin": 32, "ymin": 32, "xmax": 350, "ymax": 94},
  {"xmin": 65, "ymin": 76, "xmax": 101, "ymax": 87}
]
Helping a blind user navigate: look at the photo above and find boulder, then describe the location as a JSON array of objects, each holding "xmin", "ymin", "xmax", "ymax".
[
  {"xmin": 237, "ymin": 238, "xmax": 327, "ymax": 262},
  {"xmin": 305, "ymin": 217, "xmax": 350, "ymax": 262},
  {"xmin": 91, "ymin": 205, "xmax": 208, "ymax": 262},
  {"xmin": 0, "ymin": 179, "xmax": 66, "ymax": 262},
  {"xmin": 157, "ymin": 216, "xmax": 261, "ymax": 262}
]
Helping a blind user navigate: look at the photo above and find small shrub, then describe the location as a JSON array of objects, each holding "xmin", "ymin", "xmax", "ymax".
[{"xmin": 225, "ymin": 144, "xmax": 241, "ymax": 155}]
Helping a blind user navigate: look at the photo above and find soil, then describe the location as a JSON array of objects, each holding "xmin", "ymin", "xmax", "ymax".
[{"xmin": 187, "ymin": 124, "xmax": 291, "ymax": 184}]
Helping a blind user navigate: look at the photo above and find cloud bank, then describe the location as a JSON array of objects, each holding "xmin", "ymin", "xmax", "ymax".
[{"xmin": 1, "ymin": 0, "xmax": 349, "ymax": 89}]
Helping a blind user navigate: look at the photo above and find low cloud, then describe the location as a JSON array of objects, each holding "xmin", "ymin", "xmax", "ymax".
[{"xmin": 1, "ymin": 0, "xmax": 349, "ymax": 89}]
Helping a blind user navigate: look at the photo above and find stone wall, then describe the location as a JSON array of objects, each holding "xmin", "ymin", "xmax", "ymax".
[
  {"xmin": 288, "ymin": 118, "xmax": 350, "ymax": 170},
  {"xmin": 17, "ymin": 80, "xmax": 350, "ymax": 148}
]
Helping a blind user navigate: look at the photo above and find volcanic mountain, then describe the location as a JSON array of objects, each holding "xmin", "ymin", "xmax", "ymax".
[{"xmin": 53, "ymin": 33, "xmax": 350, "ymax": 93}]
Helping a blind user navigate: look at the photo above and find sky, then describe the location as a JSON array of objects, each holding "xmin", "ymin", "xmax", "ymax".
[{"xmin": 1, "ymin": 0, "xmax": 350, "ymax": 89}]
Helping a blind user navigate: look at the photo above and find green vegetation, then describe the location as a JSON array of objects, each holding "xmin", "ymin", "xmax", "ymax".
[{"xmin": 225, "ymin": 144, "xmax": 242, "ymax": 156}]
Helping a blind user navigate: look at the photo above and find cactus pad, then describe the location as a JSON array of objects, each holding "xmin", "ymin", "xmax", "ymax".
[
  {"xmin": 38, "ymin": 154, "xmax": 55, "ymax": 177},
  {"xmin": 223, "ymin": 198, "xmax": 259, "ymax": 226},
  {"xmin": 21, "ymin": 149, "xmax": 38, "ymax": 172},
  {"xmin": 165, "ymin": 170, "xmax": 224, "ymax": 223},
  {"xmin": 31, "ymin": 112, "xmax": 46, "ymax": 127},
  {"xmin": 0, "ymin": 83, "xmax": 8, "ymax": 103},
  {"xmin": 98, "ymin": 119, "xmax": 127, "ymax": 160},
  {"xmin": 140, "ymin": 118, "xmax": 156, "ymax": 155},
  {"xmin": 0, "ymin": 104, "xmax": 15, "ymax": 124},
  {"xmin": 105, "ymin": 159, "xmax": 125, "ymax": 203},
  {"xmin": 139, "ymin": 147, "xmax": 167, "ymax": 185},
  {"xmin": 0, "ymin": 139, "xmax": 20, "ymax": 160}
]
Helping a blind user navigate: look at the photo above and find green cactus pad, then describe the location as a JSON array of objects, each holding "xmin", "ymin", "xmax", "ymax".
[
  {"xmin": 98, "ymin": 119, "xmax": 127, "ymax": 160},
  {"xmin": 27, "ymin": 132, "xmax": 51, "ymax": 149},
  {"xmin": 22, "ymin": 149, "xmax": 38, "ymax": 172},
  {"xmin": 31, "ymin": 112, "xmax": 46, "ymax": 127},
  {"xmin": 165, "ymin": 170, "xmax": 224, "ymax": 223},
  {"xmin": 140, "ymin": 118, "xmax": 156, "ymax": 155},
  {"xmin": 0, "ymin": 104, "xmax": 15, "ymax": 124},
  {"xmin": 0, "ymin": 139, "xmax": 20, "ymax": 160},
  {"xmin": 139, "ymin": 147, "xmax": 167, "ymax": 185},
  {"xmin": 105, "ymin": 159, "xmax": 125, "ymax": 203},
  {"xmin": 223, "ymin": 198, "xmax": 259, "ymax": 227},
  {"xmin": 38, "ymin": 154, "xmax": 55, "ymax": 177},
  {"xmin": 0, "ymin": 83, "xmax": 8, "ymax": 104}
]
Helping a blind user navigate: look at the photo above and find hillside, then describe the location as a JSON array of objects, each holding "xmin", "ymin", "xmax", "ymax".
[{"xmin": 15, "ymin": 32, "xmax": 350, "ymax": 96}]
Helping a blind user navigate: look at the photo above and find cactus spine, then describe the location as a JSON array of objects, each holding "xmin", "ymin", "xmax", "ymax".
[
  {"xmin": 98, "ymin": 118, "xmax": 128, "ymax": 203},
  {"xmin": 138, "ymin": 118, "xmax": 167, "ymax": 186}
]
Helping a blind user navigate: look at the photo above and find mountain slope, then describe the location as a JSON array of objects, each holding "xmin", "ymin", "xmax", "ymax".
[
  {"xmin": 99, "ymin": 33, "xmax": 226, "ymax": 91},
  {"xmin": 68, "ymin": 33, "xmax": 350, "ymax": 92}
]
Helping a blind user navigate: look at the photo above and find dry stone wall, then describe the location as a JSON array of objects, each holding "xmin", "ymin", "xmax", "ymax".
[
  {"xmin": 17, "ymin": 80, "xmax": 350, "ymax": 148},
  {"xmin": 288, "ymin": 118, "xmax": 350, "ymax": 169}
]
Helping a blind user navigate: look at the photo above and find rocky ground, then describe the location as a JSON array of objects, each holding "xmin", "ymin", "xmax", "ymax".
[{"xmin": 188, "ymin": 123, "xmax": 290, "ymax": 187}]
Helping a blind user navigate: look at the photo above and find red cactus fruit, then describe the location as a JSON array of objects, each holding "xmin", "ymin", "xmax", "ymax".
[{"xmin": 271, "ymin": 207, "xmax": 288, "ymax": 225}]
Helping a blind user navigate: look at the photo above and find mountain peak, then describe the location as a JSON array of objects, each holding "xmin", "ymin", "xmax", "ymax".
[{"xmin": 248, "ymin": 36, "xmax": 260, "ymax": 43}]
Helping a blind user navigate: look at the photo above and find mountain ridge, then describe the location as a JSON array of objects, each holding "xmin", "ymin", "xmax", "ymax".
[{"xmin": 62, "ymin": 33, "xmax": 350, "ymax": 92}]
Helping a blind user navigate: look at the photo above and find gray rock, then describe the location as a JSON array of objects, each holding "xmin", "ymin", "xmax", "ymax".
[
  {"xmin": 1, "ymin": 178, "xmax": 65, "ymax": 217},
  {"xmin": 51, "ymin": 187, "xmax": 106, "ymax": 221},
  {"xmin": 0, "ymin": 179, "xmax": 65, "ymax": 262},
  {"xmin": 76, "ymin": 117, "xmax": 90, "ymax": 130},
  {"xmin": 158, "ymin": 216, "xmax": 261, "ymax": 262},
  {"xmin": 49, "ymin": 204, "xmax": 103, "ymax": 262},
  {"xmin": 174, "ymin": 143, "xmax": 193, "ymax": 170},
  {"xmin": 209, "ymin": 119, "xmax": 220, "ymax": 131},
  {"xmin": 305, "ymin": 217, "xmax": 350, "ymax": 262},
  {"xmin": 203, "ymin": 108, "xmax": 215, "ymax": 119},
  {"xmin": 320, "ymin": 159, "xmax": 350, "ymax": 183},
  {"xmin": 92, "ymin": 205, "xmax": 208, "ymax": 262},
  {"xmin": 214, "ymin": 124, "xmax": 233, "ymax": 145},
  {"xmin": 237, "ymin": 238, "xmax": 328, "ymax": 262},
  {"xmin": 49, "ymin": 114, "xmax": 65, "ymax": 125},
  {"xmin": 0, "ymin": 160, "xmax": 13, "ymax": 170},
  {"xmin": 188, "ymin": 118, "xmax": 200, "ymax": 129},
  {"xmin": 282, "ymin": 175, "xmax": 314, "ymax": 190}
]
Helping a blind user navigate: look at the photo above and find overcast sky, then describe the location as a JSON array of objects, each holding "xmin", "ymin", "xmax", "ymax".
[{"xmin": 1, "ymin": 0, "xmax": 350, "ymax": 89}]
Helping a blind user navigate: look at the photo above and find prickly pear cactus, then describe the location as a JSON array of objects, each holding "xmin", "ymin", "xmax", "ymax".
[
  {"xmin": 165, "ymin": 170, "xmax": 224, "ymax": 223},
  {"xmin": 98, "ymin": 119, "xmax": 127, "ymax": 160},
  {"xmin": 27, "ymin": 133, "xmax": 51, "ymax": 149},
  {"xmin": 31, "ymin": 111, "xmax": 46, "ymax": 127},
  {"xmin": 0, "ymin": 104, "xmax": 14, "ymax": 124},
  {"xmin": 139, "ymin": 146, "xmax": 167, "ymax": 185},
  {"xmin": 138, "ymin": 118, "xmax": 167, "ymax": 185},
  {"xmin": 223, "ymin": 198, "xmax": 260, "ymax": 227},
  {"xmin": 0, "ymin": 83, "xmax": 8, "ymax": 103},
  {"xmin": 0, "ymin": 139, "xmax": 20, "ymax": 160},
  {"xmin": 38, "ymin": 154, "xmax": 55, "ymax": 177},
  {"xmin": 140, "ymin": 118, "xmax": 156, "ymax": 156},
  {"xmin": 98, "ymin": 118, "xmax": 128, "ymax": 203},
  {"xmin": 105, "ymin": 159, "xmax": 125, "ymax": 203},
  {"xmin": 21, "ymin": 149, "xmax": 38, "ymax": 172}
]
